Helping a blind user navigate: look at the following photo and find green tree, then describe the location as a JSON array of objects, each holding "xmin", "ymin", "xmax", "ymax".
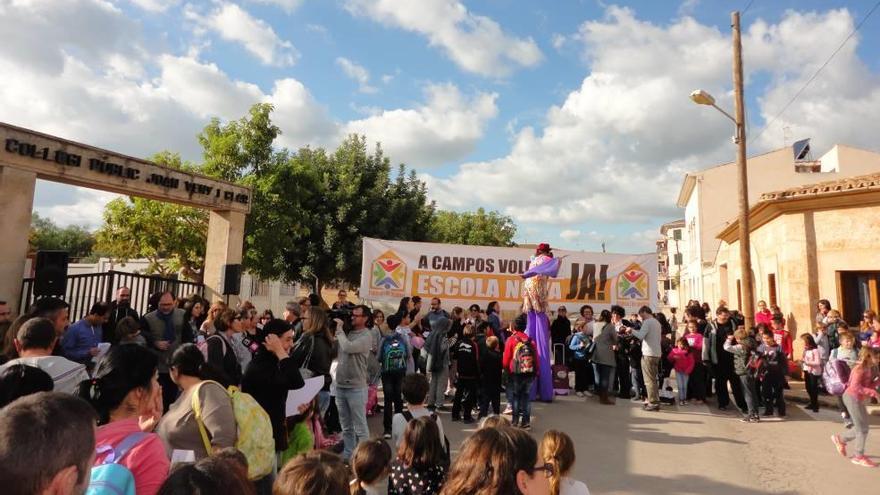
[
  {"xmin": 94, "ymin": 152, "xmax": 207, "ymax": 279},
  {"xmin": 429, "ymin": 208, "xmax": 517, "ymax": 247},
  {"xmin": 29, "ymin": 213, "xmax": 96, "ymax": 259}
]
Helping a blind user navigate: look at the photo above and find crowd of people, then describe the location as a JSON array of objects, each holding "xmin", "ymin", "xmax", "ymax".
[{"xmin": 1, "ymin": 283, "xmax": 879, "ymax": 495}]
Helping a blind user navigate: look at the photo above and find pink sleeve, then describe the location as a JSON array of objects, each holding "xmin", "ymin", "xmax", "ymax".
[{"xmin": 123, "ymin": 434, "xmax": 170, "ymax": 495}]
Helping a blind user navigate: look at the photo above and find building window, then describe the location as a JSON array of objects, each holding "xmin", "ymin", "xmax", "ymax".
[
  {"xmin": 673, "ymin": 229, "xmax": 682, "ymax": 241},
  {"xmin": 767, "ymin": 274, "xmax": 777, "ymax": 308},
  {"xmin": 736, "ymin": 279, "xmax": 742, "ymax": 311},
  {"xmin": 251, "ymin": 278, "xmax": 270, "ymax": 297},
  {"xmin": 837, "ymin": 271, "xmax": 880, "ymax": 326},
  {"xmin": 674, "ymin": 253, "xmax": 683, "ymax": 266}
]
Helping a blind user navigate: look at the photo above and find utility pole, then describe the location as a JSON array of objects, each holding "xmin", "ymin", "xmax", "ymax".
[{"xmin": 732, "ymin": 11, "xmax": 754, "ymax": 328}]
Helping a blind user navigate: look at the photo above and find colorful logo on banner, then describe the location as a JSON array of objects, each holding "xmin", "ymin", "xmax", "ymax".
[
  {"xmin": 370, "ymin": 250, "xmax": 407, "ymax": 296},
  {"xmin": 617, "ymin": 263, "xmax": 649, "ymax": 301}
]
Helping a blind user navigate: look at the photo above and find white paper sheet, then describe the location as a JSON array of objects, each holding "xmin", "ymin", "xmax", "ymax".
[
  {"xmin": 285, "ymin": 376, "xmax": 324, "ymax": 416},
  {"xmin": 92, "ymin": 342, "xmax": 112, "ymax": 364}
]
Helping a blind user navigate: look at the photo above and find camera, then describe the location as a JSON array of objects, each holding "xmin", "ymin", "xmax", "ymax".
[{"xmin": 328, "ymin": 307, "xmax": 353, "ymax": 332}]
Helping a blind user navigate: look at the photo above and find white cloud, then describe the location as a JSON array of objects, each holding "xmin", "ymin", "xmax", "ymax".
[
  {"xmin": 186, "ymin": 2, "xmax": 299, "ymax": 66},
  {"xmin": 344, "ymin": 0, "xmax": 542, "ymax": 77},
  {"xmin": 249, "ymin": 0, "xmax": 304, "ymax": 13},
  {"xmin": 34, "ymin": 188, "xmax": 122, "ymax": 229},
  {"xmin": 335, "ymin": 57, "xmax": 378, "ymax": 94},
  {"xmin": 560, "ymin": 229, "xmax": 581, "ymax": 241},
  {"xmin": 424, "ymin": 6, "xmax": 880, "ymax": 232},
  {"xmin": 344, "ymin": 83, "xmax": 498, "ymax": 168},
  {"xmin": 130, "ymin": 0, "xmax": 179, "ymax": 12}
]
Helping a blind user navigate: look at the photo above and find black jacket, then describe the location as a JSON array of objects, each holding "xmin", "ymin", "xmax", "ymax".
[
  {"xmin": 293, "ymin": 332, "xmax": 336, "ymax": 391},
  {"xmin": 480, "ymin": 348, "xmax": 503, "ymax": 386},
  {"xmin": 207, "ymin": 333, "xmax": 242, "ymax": 387},
  {"xmin": 550, "ymin": 317, "xmax": 571, "ymax": 346},
  {"xmin": 453, "ymin": 338, "xmax": 480, "ymax": 379},
  {"xmin": 241, "ymin": 349, "xmax": 305, "ymax": 451}
]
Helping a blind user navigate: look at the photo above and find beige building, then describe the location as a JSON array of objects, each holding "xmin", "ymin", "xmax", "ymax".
[
  {"xmin": 675, "ymin": 143, "xmax": 880, "ymax": 308},
  {"xmin": 716, "ymin": 172, "xmax": 880, "ymax": 353}
]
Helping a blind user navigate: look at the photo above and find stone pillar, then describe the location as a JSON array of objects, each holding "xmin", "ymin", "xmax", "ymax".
[
  {"xmin": 0, "ymin": 167, "xmax": 37, "ymax": 314},
  {"xmin": 203, "ymin": 209, "xmax": 246, "ymax": 305}
]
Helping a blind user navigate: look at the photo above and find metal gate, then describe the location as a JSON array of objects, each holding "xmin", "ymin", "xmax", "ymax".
[{"xmin": 20, "ymin": 271, "xmax": 205, "ymax": 322}]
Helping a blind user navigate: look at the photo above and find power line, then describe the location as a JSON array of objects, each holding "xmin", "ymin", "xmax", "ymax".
[
  {"xmin": 749, "ymin": 0, "xmax": 880, "ymax": 145},
  {"xmin": 742, "ymin": 0, "xmax": 756, "ymax": 17}
]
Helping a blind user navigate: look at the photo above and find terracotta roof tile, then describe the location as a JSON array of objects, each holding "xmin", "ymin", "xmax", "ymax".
[{"xmin": 759, "ymin": 172, "xmax": 880, "ymax": 201}]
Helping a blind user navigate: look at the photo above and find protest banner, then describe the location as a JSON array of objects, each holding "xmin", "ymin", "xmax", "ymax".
[{"xmin": 359, "ymin": 237, "xmax": 658, "ymax": 313}]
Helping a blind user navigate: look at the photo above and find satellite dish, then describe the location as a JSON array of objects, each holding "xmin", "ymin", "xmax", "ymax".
[{"xmin": 792, "ymin": 138, "xmax": 811, "ymax": 161}]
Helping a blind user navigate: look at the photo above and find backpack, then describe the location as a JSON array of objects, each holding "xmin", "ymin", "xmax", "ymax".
[
  {"xmin": 86, "ymin": 432, "xmax": 147, "ymax": 495},
  {"xmin": 401, "ymin": 410, "xmax": 451, "ymax": 465},
  {"xmin": 192, "ymin": 381, "xmax": 275, "ymax": 480},
  {"xmin": 381, "ymin": 335, "xmax": 407, "ymax": 373},
  {"xmin": 512, "ymin": 335, "xmax": 536, "ymax": 375},
  {"xmin": 822, "ymin": 359, "xmax": 852, "ymax": 396}
]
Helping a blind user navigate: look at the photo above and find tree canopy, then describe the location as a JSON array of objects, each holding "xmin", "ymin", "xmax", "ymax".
[
  {"xmin": 29, "ymin": 213, "xmax": 96, "ymax": 260},
  {"xmin": 429, "ymin": 208, "xmax": 517, "ymax": 247},
  {"xmin": 94, "ymin": 103, "xmax": 517, "ymax": 288}
]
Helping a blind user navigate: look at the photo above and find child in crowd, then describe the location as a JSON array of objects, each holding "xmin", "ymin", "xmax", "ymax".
[
  {"xmin": 478, "ymin": 335, "xmax": 503, "ymax": 418},
  {"xmin": 668, "ymin": 338, "xmax": 694, "ymax": 406},
  {"xmin": 800, "ymin": 334, "xmax": 823, "ymax": 412},
  {"xmin": 390, "ymin": 416, "xmax": 448, "ymax": 495},
  {"xmin": 392, "ymin": 312, "xmax": 416, "ymax": 374},
  {"xmin": 451, "ymin": 323, "xmax": 480, "ymax": 424},
  {"xmin": 831, "ymin": 332, "xmax": 859, "ymax": 428},
  {"xmin": 478, "ymin": 415, "xmax": 511, "ymax": 429},
  {"xmin": 683, "ymin": 320, "xmax": 706, "ymax": 403},
  {"xmin": 503, "ymin": 314, "xmax": 537, "ymax": 429},
  {"xmin": 813, "ymin": 323, "xmax": 831, "ymax": 363},
  {"xmin": 116, "ymin": 316, "xmax": 147, "ymax": 346},
  {"xmin": 831, "ymin": 347, "xmax": 880, "ymax": 468},
  {"xmin": 770, "ymin": 315, "xmax": 793, "ymax": 361},
  {"xmin": 568, "ymin": 320, "xmax": 594, "ymax": 398},
  {"xmin": 540, "ymin": 430, "xmax": 591, "ymax": 495},
  {"xmin": 392, "ymin": 374, "xmax": 447, "ymax": 454},
  {"xmin": 756, "ymin": 327, "xmax": 787, "ymax": 418},
  {"xmin": 350, "ymin": 438, "xmax": 392, "ymax": 495},
  {"xmin": 274, "ymin": 450, "xmax": 350, "ymax": 495},
  {"xmin": 281, "ymin": 398, "xmax": 319, "ymax": 465},
  {"xmin": 381, "ymin": 314, "xmax": 410, "ymax": 439},
  {"xmin": 825, "ymin": 310, "xmax": 845, "ymax": 350},
  {"xmin": 724, "ymin": 328, "xmax": 759, "ymax": 422}
]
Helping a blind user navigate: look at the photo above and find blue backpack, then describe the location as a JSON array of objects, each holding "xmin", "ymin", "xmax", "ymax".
[
  {"xmin": 87, "ymin": 432, "xmax": 148, "ymax": 495},
  {"xmin": 381, "ymin": 335, "xmax": 408, "ymax": 373}
]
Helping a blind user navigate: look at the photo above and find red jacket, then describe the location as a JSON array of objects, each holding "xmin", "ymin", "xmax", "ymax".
[
  {"xmin": 773, "ymin": 330, "xmax": 793, "ymax": 357},
  {"xmin": 503, "ymin": 330, "xmax": 537, "ymax": 375}
]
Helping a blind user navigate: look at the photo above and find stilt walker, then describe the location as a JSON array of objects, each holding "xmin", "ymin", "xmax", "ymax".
[{"xmin": 521, "ymin": 243, "xmax": 561, "ymax": 402}]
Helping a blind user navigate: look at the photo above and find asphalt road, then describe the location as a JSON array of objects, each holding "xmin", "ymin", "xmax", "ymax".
[{"xmin": 368, "ymin": 391, "xmax": 880, "ymax": 494}]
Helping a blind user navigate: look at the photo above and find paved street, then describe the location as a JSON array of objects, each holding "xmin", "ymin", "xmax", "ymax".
[{"xmin": 370, "ymin": 392, "xmax": 879, "ymax": 494}]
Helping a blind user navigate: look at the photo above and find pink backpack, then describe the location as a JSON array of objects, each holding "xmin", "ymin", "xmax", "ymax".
[{"xmin": 822, "ymin": 359, "xmax": 851, "ymax": 396}]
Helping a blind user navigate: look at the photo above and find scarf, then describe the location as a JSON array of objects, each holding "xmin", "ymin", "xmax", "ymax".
[{"xmin": 157, "ymin": 310, "xmax": 176, "ymax": 342}]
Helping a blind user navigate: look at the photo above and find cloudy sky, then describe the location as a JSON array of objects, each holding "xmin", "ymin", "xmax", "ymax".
[{"xmin": 4, "ymin": 0, "xmax": 880, "ymax": 253}]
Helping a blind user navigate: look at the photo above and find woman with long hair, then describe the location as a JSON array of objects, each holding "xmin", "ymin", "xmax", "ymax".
[
  {"xmin": 199, "ymin": 301, "xmax": 228, "ymax": 338},
  {"xmin": 79, "ymin": 344, "xmax": 169, "ymax": 495},
  {"xmin": 831, "ymin": 346, "xmax": 880, "ymax": 467},
  {"xmin": 440, "ymin": 425, "xmax": 551, "ymax": 495},
  {"xmin": 206, "ymin": 309, "xmax": 243, "ymax": 386},
  {"xmin": 591, "ymin": 310, "xmax": 618, "ymax": 405},
  {"xmin": 390, "ymin": 416, "xmax": 448, "ymax": 495},
  {"xmin": 294, "ymin": 307, "xmax": 336, "ymax": 415}
]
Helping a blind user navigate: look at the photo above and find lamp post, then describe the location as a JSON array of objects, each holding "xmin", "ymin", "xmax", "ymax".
[{"xmin": 690, "ymin": 11, "xmax": 754, "ymax": 328}]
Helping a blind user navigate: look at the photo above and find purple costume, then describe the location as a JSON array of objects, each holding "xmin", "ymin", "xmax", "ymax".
[{"xmin": 522, "ymin": 255, "xmax": 561, "ymax": 402}]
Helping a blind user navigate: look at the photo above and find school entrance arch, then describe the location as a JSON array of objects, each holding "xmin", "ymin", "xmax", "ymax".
[{"xmin": 0, "ymin": 122, "xmax": 252, "ymax": 312}]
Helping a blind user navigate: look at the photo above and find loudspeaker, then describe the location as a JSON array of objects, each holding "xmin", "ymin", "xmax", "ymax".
[
  {"xmin": 222, "ymin": 264, "xmax": 242, "ymax": 295},
  {"xmin": 34, "ymin": 251, "xmax": 69, "ymax": 297}
]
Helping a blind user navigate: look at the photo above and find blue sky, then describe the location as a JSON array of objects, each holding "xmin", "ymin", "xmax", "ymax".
[{"xmin": 4, "ymin": 0, "xmax": 880, "ymax": 253}]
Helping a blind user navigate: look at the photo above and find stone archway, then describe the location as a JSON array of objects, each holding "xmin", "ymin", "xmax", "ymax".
[{"xmin": 0, "ymin": 122, "xmax": 252, "ymax": 312}]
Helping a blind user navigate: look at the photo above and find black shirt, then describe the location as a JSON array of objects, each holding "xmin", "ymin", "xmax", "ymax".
[
  {"xmin": 550, "ymin": 316, "xmax": 571, "ymax": 345},
  {"xmin": 452, "ymin": 339, "xmax": 480, "ymax": 379},
  {"xmin": 241, "ymin": 350, "xmax": 305, "ymax": 451}
]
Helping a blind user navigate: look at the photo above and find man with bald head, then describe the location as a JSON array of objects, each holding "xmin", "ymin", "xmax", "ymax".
[{"xmin": 143, "ymin": 291, "xmax": 186, "ymax": 409}]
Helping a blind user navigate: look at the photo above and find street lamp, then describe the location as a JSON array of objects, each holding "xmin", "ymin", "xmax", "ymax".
[{"xmin": 689, "ymin": 12, "xmax": 754, "ymax": 329}]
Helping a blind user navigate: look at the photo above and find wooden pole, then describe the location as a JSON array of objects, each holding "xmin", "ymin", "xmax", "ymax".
[{"xmin": 732, "ymin": 11, "xmax": 755, "ymax": 328}]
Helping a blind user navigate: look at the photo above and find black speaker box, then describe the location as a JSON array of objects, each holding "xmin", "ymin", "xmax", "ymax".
[
  {"xmin": 222, "ymin": 264, "xmax": 242, "ymax": 295},
  {"xmin": 34, "ymin": 251, "xmax": 69, "ymax": 297}
]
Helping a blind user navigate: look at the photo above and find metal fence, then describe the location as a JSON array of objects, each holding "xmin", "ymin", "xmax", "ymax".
[{"xmin": 20, "ymin": 271, "xmax": 205, "ymax": 322}]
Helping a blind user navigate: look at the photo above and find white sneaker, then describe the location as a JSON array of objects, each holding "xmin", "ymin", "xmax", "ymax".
[
  {"xmin": 584, "ymin": 390, "xmax": 594, "ymax": 398},
  {"xmin": 576, "ymin": 391, "xmax": 585, "ymax": 398}
]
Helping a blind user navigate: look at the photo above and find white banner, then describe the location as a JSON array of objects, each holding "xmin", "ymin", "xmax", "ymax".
[{"xmin": 359, "ymin": 238, "xmax": 658, "ymax": 313}]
